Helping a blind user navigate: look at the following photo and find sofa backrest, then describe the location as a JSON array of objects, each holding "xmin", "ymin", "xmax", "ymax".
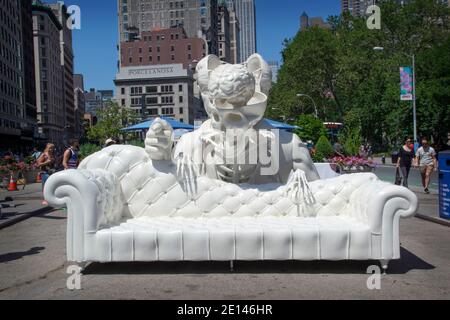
[{"xmin": 79, "ymin": 145, "xmax": 379, "ymax": 220}]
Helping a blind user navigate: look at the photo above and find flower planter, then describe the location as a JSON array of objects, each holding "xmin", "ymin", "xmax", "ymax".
[{"xmin": 23, "ymin": 169, "xmax": 39, "ymax": 184}]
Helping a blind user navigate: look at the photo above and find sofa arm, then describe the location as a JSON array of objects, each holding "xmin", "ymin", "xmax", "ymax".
[
  {"xmin": 351, "ymin": 180, "xmax": 418, "ymax": 259},
  {"xmin": 44, "ymin": 169, "xmax": 124, "ymax": 261}
]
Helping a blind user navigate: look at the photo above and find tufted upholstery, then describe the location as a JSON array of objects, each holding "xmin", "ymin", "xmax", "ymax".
[
  {"xmin": 79, "ymin": 145, "xmax": 380, "ymax": 221},
  {"xmin": 45, "ymin": 144, "xmax": 418, "ymax": 264}
]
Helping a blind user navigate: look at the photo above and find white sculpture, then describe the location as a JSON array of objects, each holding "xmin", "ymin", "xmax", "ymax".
[{"xmin": 44, "ymin": 54, "xmax": 418, "ymax": 271}]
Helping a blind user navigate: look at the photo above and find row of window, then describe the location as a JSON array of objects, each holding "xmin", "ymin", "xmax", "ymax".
[
  {"xmin": 127, "ymin": 85, "xmax": 183, "ymax": 95},
  {"xmin": 128, "ymin": 53, "xmax": 195, "ymax": 64},
  {"xmin": 132, "ymin": 107, "xmax": 183, "ymax": 117},
  {"xmin": 129, "ymin": 95, "xmax": 183, "ymax": 106}
]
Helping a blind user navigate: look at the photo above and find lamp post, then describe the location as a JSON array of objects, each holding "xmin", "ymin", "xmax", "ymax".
[
  {"xmin": 373, "ymin": 46, "xmax": 418, "ymax": 145},
  {"xmin": 296, "ymin": 93, "xmax": 319, "ymax": 118}
]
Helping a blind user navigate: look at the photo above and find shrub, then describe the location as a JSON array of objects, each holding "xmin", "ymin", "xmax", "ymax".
[
  {"xmin": 314, "ymin": 135, "xmax": 334, "ymax": 162},
  {"xmin": 79, "ymin": 143, "xmax": 102, "ymax": 160},
  {"xmin": 294, "ymin": 114, "xmax": 327, "ymax": 143}
]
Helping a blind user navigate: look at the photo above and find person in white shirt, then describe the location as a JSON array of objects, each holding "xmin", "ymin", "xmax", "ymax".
[{"xmin": 415, "ymin": 138, "xmax": 438, "ymax": 194}]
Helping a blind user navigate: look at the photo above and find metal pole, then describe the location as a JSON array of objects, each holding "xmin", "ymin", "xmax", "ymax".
[{"xmin": 412, "ymin": 54, "xmax": 418, "ymax": 145}]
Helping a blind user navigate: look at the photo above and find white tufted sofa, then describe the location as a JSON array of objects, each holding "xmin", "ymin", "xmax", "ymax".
[{"xmin": 44, "ymin": 145, "xmax": 418, "ymax": 270}]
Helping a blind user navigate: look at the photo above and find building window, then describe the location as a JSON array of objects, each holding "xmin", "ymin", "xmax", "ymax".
[
  {"xmin": 146, "ymin": 97, "xmax": 158, "ymax": 105},
  {"xmin": 171, "ymin": 45, "xmax": 175, "ymax": 52},
  {"xmin": 121, "ymin": 99, "xmax": 125, "ymax": 106},
  {"xmin": 179, "ymin": 84, "xmax": 183, "ymax": 92},
  {"xmin": 148, "ymin": 108, "xmax": 158, "ymax": 116},
  {"xmin": 179, "ymin": 96, "xmax": 183, "ymax": 103},
  {"xmin": 121, "ymin": 88, "xmax": 125, "ymax": 95},
  {"xmin": 171, "ymin": 55, "xmax": 175, "ymax": 61},
  {"xmin": 179, "ymin": 107, "xmax": 183, "ymax": 114},
  {"xmin": 146, "ymin": 86, "xmax": 158, "ymax": 93}
]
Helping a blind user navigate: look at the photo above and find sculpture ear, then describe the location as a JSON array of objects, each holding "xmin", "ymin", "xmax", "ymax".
[
  {"xmin": 245, "ymin": 54, "xmax": 272, "ymax": 95},
  {"xmin": 196, "ymin": 55, "xmax": 221, "ymax": 93}
]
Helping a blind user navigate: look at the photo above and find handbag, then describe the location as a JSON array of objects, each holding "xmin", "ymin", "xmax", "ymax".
[{"xmin": 394, "ymin": 167, "xmax": 402, "ymax": 185}]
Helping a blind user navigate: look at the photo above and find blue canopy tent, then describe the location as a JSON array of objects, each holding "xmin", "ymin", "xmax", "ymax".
[
  {"xmin": 263, "ymin": 119, "xmax": 300, "ymax": 131},
  {"xmin": 121, "ymin": 117, "xmax": 195, "ymax": 132}
]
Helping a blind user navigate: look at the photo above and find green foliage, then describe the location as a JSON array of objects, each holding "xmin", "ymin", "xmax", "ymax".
[
  {"xmin": 339, "ymin": 127, "xmax": 362, "ymax": 156},
  {"xmin": 87, "ymin": 102, "xmax": 137, "ymax": 144},
  {"xmin": 269, "ymin": 0, "xmax": 450, "ymax": 150},
  {"xmin": 294, "ymin": 114, "xmax": 327, "ymax": 143},
  {"xmin": 314, "ymin": 136, "xmax": 334, "ymax": 162},
  {"xmin": 79, "ymin": 143, "xmax": 102, "ymax": 159}
]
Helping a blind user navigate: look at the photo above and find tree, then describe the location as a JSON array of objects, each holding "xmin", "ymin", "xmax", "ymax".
[
  {"xmin": 294, "ymin": 114, "xmax": 327, "ymax": 143},
  {"xmin": 269, "ymin": 0, "xmax": 450, "ymax": 151},
  {"xmin": 87, "ymin": 102, "xmax": 137, "ymax": 144},
  {"xmin": 314, "ymin": 136, "xmax": 334, "ymax": 162}
]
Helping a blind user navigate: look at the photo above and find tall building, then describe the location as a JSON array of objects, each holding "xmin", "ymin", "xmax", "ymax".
[
  {"xmin": 73, "ymin": 74, "xmax": 85, "ymax": 139},
  {"xmin": 21, "ymin": 0, "xmax": 37, "ymax": 144},
  {"xmin": 32, "ymin": 2, "xmax": 65, "ymax": 146},
  {"xmin": 229, "ymin": 7, "xmax": 240, "ymax": 64},
  {"xmin": 120, "ymin": 27, "xmax": 207, "ymax": 69},
  {"xmin": 300, "ymin": 11, "xmax": 330, "ymax": 30},
  {"xmin": 0, "ymin": 0, "xmax": 32, "ymax": 149},
  {"xmin": 117, "ymin": 0, "xmax": 219, "ymax": 57},
  {"xmin": 218, "ymin": 2, "xmax": 231, "ymax": 62},
  {"xmin": 233, "ymin": 0, "xmax": 256, "ymax": 62},
  {"xmin": 268, "ymin": 61, "xmax": 279, "ymax": 83},
  {"xmin": 84, "ymin": 88, "xmax": 114, "ymax": 116},
  {"xmin": 49, "ymin": 2, "xmax": 76, "ymax": 143}
]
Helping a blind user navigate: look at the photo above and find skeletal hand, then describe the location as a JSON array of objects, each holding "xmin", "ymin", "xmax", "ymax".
[{"xmin": 145, "ymin": 118, "xmax": 174, "ymax": 160}]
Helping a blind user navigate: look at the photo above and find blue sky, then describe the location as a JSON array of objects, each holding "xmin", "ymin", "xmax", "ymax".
[{"xmin": 43, "ymin": 0, "xmax": 340, "ymax": 91}]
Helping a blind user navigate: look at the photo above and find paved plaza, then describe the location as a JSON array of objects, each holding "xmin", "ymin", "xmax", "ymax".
[{"xmin": 0, "ymin": 167, "xmax": 448, "ymax": 300}]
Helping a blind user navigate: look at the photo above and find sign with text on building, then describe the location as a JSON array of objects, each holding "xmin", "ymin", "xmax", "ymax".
[
  {"xmin": 115, "ymin": 64, "xmax": 189, "ymax": 81},
  {"xmin": 400, "ymin": 67, "xmax": 413, "ymax": 101}
]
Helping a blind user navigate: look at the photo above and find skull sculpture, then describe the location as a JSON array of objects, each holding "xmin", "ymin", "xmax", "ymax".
[{"xmin": 196, "ymin": 54, "xmax": 272, "ymax": 131}]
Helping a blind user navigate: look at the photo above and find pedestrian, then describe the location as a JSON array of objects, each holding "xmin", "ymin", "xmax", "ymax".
[
  {"xmin": 63, "ymin": 139, "xmax": 80, "ymax": 170},
  {"xmin": 415, "ymin": 137, "xmax": 438, "ymax": 194},
  {"xmin": 104, "ymin": 138, "xmax": 117, "ymax": 148},
  {"xmin": 36, "ymin": 143, "xmax": 56, "ymax": 205},
  {"xmin": 396, "ymin": 138, "xmax": 415, "ymax": 188},
  {"xmin": 31, "ymin": 147, "xmax": 42, "ymax": 160},
  {"xmin": 333, "ymin": 139, "xmax": 344, "ymax": 157}
]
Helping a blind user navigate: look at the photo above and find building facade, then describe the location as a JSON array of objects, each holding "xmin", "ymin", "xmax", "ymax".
[
  {"xmin": 115, "ymin": 64, "xmax": 195, "ymax": 124},
  {"xmin": 32, "ymin": 3, "xmax": 65, "ymax": 146},
  {"xmin": 300, "ymin": 11, "xmax": 330, "ymax": 30},
  {"xmin": 84, "ymin": 88, "xmax": 114, "ymax": 117},
  {"xmin": 73, "ymin": 74, "xmax": 85, "ymax": 139},
  {"xmin": 218, "ymin": 2, "xmax": 231, "ymax": 62},
  {"xmin": 21, "ymin": 0, "xmax": 37, "ymax": 144},
  {"xmin": 228, "ymin": 7, "xmax": 240, "ymax": 64},
  {"xmin": 0, "ymin": 0, "xmax": 27, "ymax": 148},
  {"xmin": 120, "ymin": 27, "xmax": 207, "ymax": 69},
  {"xmin": 233, "ymin": 0, "xmax": 256, "ymax": 62},
  {"xmin": 268, "ymin": 61, "xmax": 279, "ymax": 83},
  {"xmin": 49, "ymin": 2, "xmax": 75, "ymax": 143},
  {"xmin": 118, "ymin": 0, "xmax": 219, "ymax": 56}
]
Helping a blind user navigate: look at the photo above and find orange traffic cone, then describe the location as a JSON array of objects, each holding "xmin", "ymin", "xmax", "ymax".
[
  {"xmin": 36, "ymin": 172, "xmax": 42, "ymax": 183},
  {"xmin": 7, "ymin": 174, "xmax": 18, "ymax": 191}
]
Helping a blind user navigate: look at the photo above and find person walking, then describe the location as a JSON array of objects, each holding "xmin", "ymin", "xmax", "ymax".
[
  {"xmin": 396, "ymin": 138, "xmax": 415, "ymax": 188},
  {"xmin": 415, "ymin": 137, "xmax": 438, "ymax": 194},
  {"xmin": 36, "ymin": 143, "xmax": 56, "ymax": 205},
  {"xmin": 63, "ymin": 139, "xmax": 80, "ymax": 170}
]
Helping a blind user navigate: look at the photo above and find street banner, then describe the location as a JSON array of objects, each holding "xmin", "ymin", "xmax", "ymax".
[{"xmin": 400, "ymin": 67, "xmax": 413, "ymax": 101}]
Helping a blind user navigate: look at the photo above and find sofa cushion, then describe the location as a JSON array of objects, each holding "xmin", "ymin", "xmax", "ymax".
[{"xmin": 87, "ymin": 216, "xmax": 373, "ymax": 262}]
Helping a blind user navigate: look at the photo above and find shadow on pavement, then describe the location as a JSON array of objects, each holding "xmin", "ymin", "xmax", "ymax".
[
  {"xmin": 82, "ymin": 247, "xmax": 434, "ymax": 275},
  {"xmin": 0, "ymin": 247, "xmax": 46, "ymax": 264}
]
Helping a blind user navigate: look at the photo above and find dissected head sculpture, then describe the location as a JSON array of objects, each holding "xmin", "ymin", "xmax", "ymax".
[{"xmin": 196, "ymin": 54, "xmax": 273, "ymax": 131}]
